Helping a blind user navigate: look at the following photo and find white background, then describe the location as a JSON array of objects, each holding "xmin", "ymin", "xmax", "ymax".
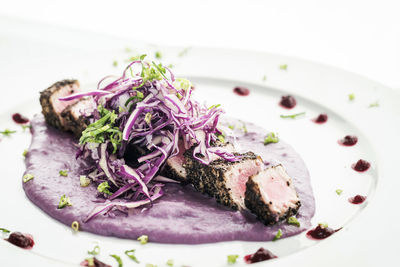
[{"xmin": 1, "ymin": 0, "xmax": 400, "ymax": 89}]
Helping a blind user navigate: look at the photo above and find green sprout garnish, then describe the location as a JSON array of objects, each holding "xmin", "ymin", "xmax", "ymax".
[
  {"xmin": 173, "ymin": 78, "xmax": 192, "ymax": 92},
  {"xmin": 23, "ymin": 173, "xmax": 34, "ymax": 183},
  {"xmin": 287, "ymin": 216, "xmax": 300, "ymax": 227},
  {"xmin": 178, "ymin": 47, "xmax": 191, "ymax": 57},
  {"xmin": 80, "ymin": 105, "xmax": 122, "ymax": 154},
  {"xmin": 369, "ymin": 101, "xmax": 379, "ymax": 108},
  {"xmin": 0, "ymin": 228, "xmax": 10, "ymax": 233},
  {"xmin": 86, "ymin": 257, "xmax": 95, "ymax": 267},
  {"xmin": 71, "ymin": 221, "xmax": 79, "ymax": 232},
  {"xmin": 110, "ymin": 254, "xmax": 123, "ymax": 267},
  {"xmin": 348, "ymin": 93, "xmax": 355, "ymax": 101},
  {"xmin": 155, "ymin": 51, "xmax": 162, "ymax": 59},
  {"xmin": 97, "ymin": 181, "xmax": 112, "ymax": 196},
  {"xmin": 166, "ymin": 259, "xmax": 174, "ymax": 266},
  {"xmin": 264, "ymin": 132, "xmax": 279, "ymax": 145},
  {"xmin": 272, "ymin": 229, "xmax": 282, "ymax": 241},
  {"xmin": 88, "ymin": 245, "xmax": 100, "ymax": 255},
  {"xmin": 0, "ymin": 129, "xmax": 16, "ymax": 136},
  {"xmin": 217, "ymin": 134, "xmax": 225, "ymax": 143},
  {"xmin": 228, "ymin": 124, "xmax": 235, "ymax": 130},
  {"xmin": 137, "ymin": 234, "xmax": 148, "ymax": 244},
  {"xmin": 318, "ymin": 222, "xmax": 328, "ymax": 228},
  {"xmin": 262, "ymin": 75, "xmax": 267, "ymax": 81},
  {"xmin": 227, "ymin": 254, "xmax": 239, "ymax": 264},
  {"xmin": 125, "ymin": 249, "xmax": 140, "ymax": 263},
  {"xmin": 145, "ymin": 264, "xmax": 157, "ymax": 267},
  {"xmin": 21, "ymin": 125, "xmax": 31, "ymax": 131},
  {"xmin": 240, "ymin": 123, "xmax": 248, "ymax": 134},
  {"xmin": 23, "ymin": 149, "xmax": 28, "ymax": 157},
  {"xmin": 336, "ymin": 189, "xmax": 343, "ymax": 195},
  {"xmin": 145, "ymin": 112, "xmax": 152, "ymax": 125},
  {"xmin": 113, "ymin": 60, "xmax": 118, "ymax": 67},
  {"xmin": 58, "ymin": 195, "xmax": 72, "ymax": 209},
  {"xmin": 80, "ymin": 175, "xmax": 91, "ymax": 187},
  {"xmin": 208, "ymin": 104, "xmax": 221, "ymax": 110},
  {"xmin": 279, "ymin": 64, "xmax": 288, "ymax": 70},
  {"xmin": 280, "ymin": 112, "xmax": 306, "ymax": 119},
  {"xmin": 59, "ymin": 170, "xmax": 68, "ymax": 177}
]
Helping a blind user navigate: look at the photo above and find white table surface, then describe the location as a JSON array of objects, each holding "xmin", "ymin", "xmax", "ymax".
[{"xmin": 1, "ymin": 0, "xmax": 400, "ymax": 91}]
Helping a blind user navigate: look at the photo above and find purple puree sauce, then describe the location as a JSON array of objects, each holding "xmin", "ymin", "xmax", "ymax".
[{"xmin": 23, "ymin": 115, "xmax": 315, "ymax": 244}]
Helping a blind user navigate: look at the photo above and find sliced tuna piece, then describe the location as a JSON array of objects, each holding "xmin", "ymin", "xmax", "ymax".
[
  {"xmin": 61, "ymin": 98, "xmax": 96, "ymax": 137},
  {"xmin": 185, "ymin": 151, "xmax": 263, "ymax": 210},
  {"xmin": 245, "ymin": 164, "xmax": 301, "ymax": 225},
  {"xmin": 162, "ymin": 140, "xmax": 236, "ymax": 183},
  {"xmin": 40, "ymin": 79, "xmax": 95, "ymax": 137},
  {"xmin": 40, "ymin": 79, "xmax": 81, "ymax": 131}
]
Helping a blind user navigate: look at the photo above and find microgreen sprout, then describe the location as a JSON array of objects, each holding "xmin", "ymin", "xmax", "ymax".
[
  {"xmin": 80, "ymin": 175, "xmax": 91, "ymax": 187},
  {"xmin": 272, "ymin": 229, "xmax": 282, "ymax": 241},
  {"xmin": 97, "ymin": 181, "xmax": 112, "ymax": 196},
  {"xmin": 279, "ymin": 64, "xmax": 288, "ymax": 70},
  {"xmin": 125, "ymin": 249, "xmax": 139, "ymax": 263},
  {"xmin": 71, "ymin": 221, "xmax": 79, "ymax": 232},
  {"xmin": 227, "ymin": 254, "xmax": 239, "ymax": 264},
  {"xmin": 88, "ymin": 245, "xmax": 100, "ymax": 255},
  {"xmin": 110, "ymin": 254, "xmax": 123, "ymax": 267},
  {"xmin": 58, "ymin": 195, "xmax": 72, "ymax": 209},
  {"xmin": 264, "ymin": 132, "xmax": 279, "ymax": 145},
  {"xmin": 280, "ymin": 112, "xmax": 306, "ymax": 119},
  {"xmin": 166, "ymin": 259, "xmax": 174, "ymax": 266},
  {"xmin": 59, "ymin": 170, "xmax": 68, "ymax": 177},
  {"xmin": 0, "ymin": 228, "xmax": 10, "ymax": 233},
  {"xmin": 23, "ymin": 173, "xmax": 34, "ymax": 183},
  {"xmin": 137, "ymin": 235, "xmax": 148, "ymax": 244},
  {"xmin": 287, "ymin": 216, "xmax": 300, "ymax": 227},
  {"xmin": 336, "ymin": 189, "xmax": 343, "ymax": 195},
  {"xmin": 0, "ymin": 129, "xmax": 16, "ymax": 136},
  {"xmin": 348, "ymin": 93, "xmax": 355, "ymax": 101}
]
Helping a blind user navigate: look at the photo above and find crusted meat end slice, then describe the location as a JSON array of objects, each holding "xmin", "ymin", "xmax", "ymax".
[
  {"xmin": 185, "ymin": 151, "xmax": 263, "ymax": 210},
  {"xmin": 40, "ymin": 79, "xmax": 81, "ymax": 130},
  {"xmin": 245, "ymin": 164, "xmax": 301, "ymax": 225}
]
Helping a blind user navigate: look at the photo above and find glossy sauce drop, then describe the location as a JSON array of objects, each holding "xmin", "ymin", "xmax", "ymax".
[
  {"xmin": 233, "ymin": 86, "xmax": 250, "ymax": 96},
  {"xmin": 338, "ymin": 135, "xmax": 358, "ymax": 146},
  {"xmin": 312, "ymin": 113, "xmax": 328, "ymax": 124},
  {"xmin": 244, "ymin": 247, "xmax": 277, "ymax": 264},
  {"xmin": 12, "ymin": 113, "xmax": 29, "ymax": 124},
  {"xmin": 352, "ymin": 159, "xmax": 370, "ymax": 172},
  {"xmin": 348, "ymin": 195, "xmax": 366, "ymax": 204},
  {"xmin": 306, "ymin": 225, "xmax": 341, "ymax": 240},
  {"xmin": 279, "ymin": 95, "xmax": 296, "ymax": 109},
  {"xmin": 6, "ymin": 232, "xmax": 34, "ymax": 249}
]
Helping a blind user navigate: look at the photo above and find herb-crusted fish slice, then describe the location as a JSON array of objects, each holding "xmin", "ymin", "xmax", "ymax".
[
  {"xmin": 185, "ymin": 150, "xmax": 263, "ymax": 210},
  {"xmin": 245, "ymin": 164, "xmax": 301, "ymax": 225}
]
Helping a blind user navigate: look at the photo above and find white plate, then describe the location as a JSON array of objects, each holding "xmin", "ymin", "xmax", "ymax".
[{"xmin": 0, "ymin": 17, "xmax": 399, "ymax": 267}]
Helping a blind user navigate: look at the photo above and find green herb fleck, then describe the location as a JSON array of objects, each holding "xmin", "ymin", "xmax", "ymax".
[
  {"xmin": 166, "ymin": 259, "xmax": 174, "ymax": 266},
  {"xmin": 287, "ymin": 216, "xmax": 300, "ymax": 227},
  {"xmin": 79, "ymin": 105, "xmax": 122, "ymax": 154},
  {"xmin": 110, "ymin": 254, "xmax": 123, "ymax": 267},
  {"xmin": 227, "ymin": 254, "xmax": 239, "ymax": 264},
  {"xmin": 167, "ymin": 64, "xmax": 174, "ymax": 69},
  {"xmin": 319, "ymin": 222, "xmax": 328, "ymax": 228},
  {"xmin": 262, "ymin": 75, "xmax": 267, "ymax": 81},
  {"xmin": 86, "ymin": 257, "xmax": 95, "ymax": 267},
  {"xmin": 23, "ymin": 149, "xmax": 28, "ymax": 157},
  {"xmin": 88, "ymin": 245, "xmax": 100, "ymax": 255},
  {"xmin": 280, "ymin": 112, "xmax": 306, "ymax": 119},
  {"xmin": 23, "ymin": 173, "xmax": 34, "ymax": 183},
  {"xmin": 272, "ymin": 229, "xmax": 282, "ymax": 241},
  {"xmin": 173, "ymin": 78, "xmax": 192, "ymax": 91},
  {"xmin": 145, "ymin": 264, "xmax": 157, "ymax": 267},
  {"xmin": 59, "ymin": 170, "xmax": 68, "ymax": 177},
  {"xmin": 97, "ymin": 181, "xmax": 112, "ymax": 196},
  {"xmin": 155, "ymin": 51, "xmax": 162, "ymax": 59},
  {"xmin": 137, "ymin": 234, "xmax": 148, "ymax": 244},
  {"xmin": 279, "ymin": 64, "xmax": 288, "ymax": 70},
  {"xmin": 21, "ymin": 124, "xmax": 31, "ymax": 131},
  {"xmin": 264, "ymin": 132, "xmax": 279, "ymax": 145},
  {"xmin": 240, "ymin": 123, "xmax": 248, "ymax": 134},
  {"xmin": 79, "ymin": 175, "xmax": 90, "ymax": 187},
  {"xmin": 369, "ymin": 101, "xmax": 379, "ymax": 108},
  {"xmin": 0, "ymin": 228, "xmax": 10, "ymax": 233},
  {"xmin": 178, "ymin": 47, "xmax": 191, "ymax": 57},
  {"xmin": 145, "ymin": 112, "xmax": 152, "ymax": 125},
  {"xmin": 0, "ymin": 129, "xmax": 16, "ymax": 136},
  {"xmin": 336, "ymin": 189, "xmax": 343, "ymax": 195},
  {"xmin": 113, "ymin": 60, "xmax": 118, "ymax": 67},
  {"xmin": 208, "ymin": 104, "xmax": 221, "ymax": 110},
  {"xmin": 71, "ymin": 221, "xmax": 79, "ymax": 232},
  {"xmin": 125, "ymin": 249, "xmax": 139, "ymax": 263},
  {"xmin": 228, "ymin": 124, "xmax": 235, "ymax": 130},
  {"xmin": 348, "ymin": 93, "xmax": 355, "ymax": 101},
  {"xmin": 58, "ymin": 195, "xmax": 72, "ymax": 209}
]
